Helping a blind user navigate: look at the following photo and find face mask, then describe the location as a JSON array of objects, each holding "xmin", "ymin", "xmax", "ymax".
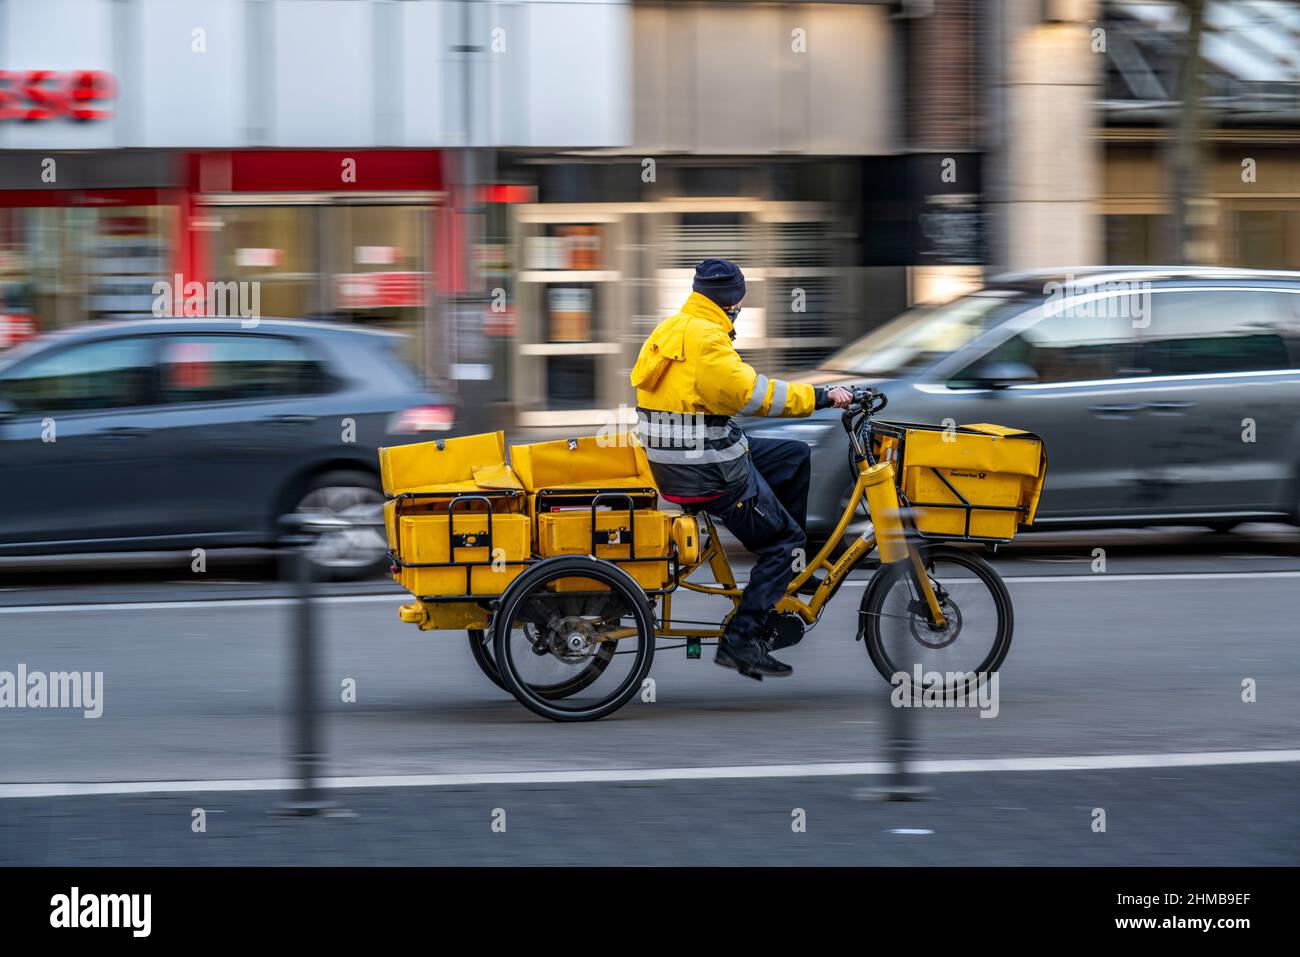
[{"xmin": 724, "ymin": 304, "xmax": 742, "ymax": 323}]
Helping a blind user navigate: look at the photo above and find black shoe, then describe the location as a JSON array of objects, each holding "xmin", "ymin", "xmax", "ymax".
[{"xmin": 715, "ymin": 637, "xmax": 794, "ymax": 680}]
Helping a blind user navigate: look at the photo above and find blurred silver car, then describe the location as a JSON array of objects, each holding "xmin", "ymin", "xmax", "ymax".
[
  {"xmin": 0, "ymin": 319, "xmax": 456, "ymax": 578},
  {"xmin": 744, "ymin": 268, "xmax": 1300, "ymax": 539}
]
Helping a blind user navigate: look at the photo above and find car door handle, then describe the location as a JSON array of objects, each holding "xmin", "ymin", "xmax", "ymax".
[
  {"xmin": 101, "ymin": 426, "xmax": 151, "ymax": 439},
  {"xmin": 1145, "ymin": 401, "xmax": 1196, "ymax": 414},
  {"xmin": 265, "ymin": 414, "xmax": 316, "ymax": 425},
  {"xmin": 1088, "ymin": 403, "xmax": 1142, "ymax": 417}
]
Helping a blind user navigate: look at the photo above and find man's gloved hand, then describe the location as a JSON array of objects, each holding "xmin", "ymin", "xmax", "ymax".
[{"xmin": 815, "ymin": 386, "xmax": 854, "ymax": 410}]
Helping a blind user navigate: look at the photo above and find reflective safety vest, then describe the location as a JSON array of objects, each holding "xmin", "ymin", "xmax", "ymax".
[{"xmin": 629, "ymin": 292, "xmax": 816, "ymax": 498}]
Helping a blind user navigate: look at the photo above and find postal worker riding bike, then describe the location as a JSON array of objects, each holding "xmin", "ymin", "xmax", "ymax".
[{"xmin": 631, "ymin": 258, "xmax": 853, "ymax": 680}]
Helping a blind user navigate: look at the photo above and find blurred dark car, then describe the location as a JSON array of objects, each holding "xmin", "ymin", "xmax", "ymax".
[
  {"xmin": 0, "ymin": 318, "xmax": 456, "ymax": 578},
  {"xmin": 742, "ymin": 268, "xmax": 1300, "ymax": 540}
]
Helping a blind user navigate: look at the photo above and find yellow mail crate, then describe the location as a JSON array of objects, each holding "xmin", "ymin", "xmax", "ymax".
[
  {"xmin": 394, "ymin": 511, "xmax": 531, "ymax": 597},
  {"xmin": 898, "ymin": 423, "xmax": 1046, "ymax": 541},
  {"xmin": 537, "ymin": 509, "xmax": 672, "ymax": 590}
]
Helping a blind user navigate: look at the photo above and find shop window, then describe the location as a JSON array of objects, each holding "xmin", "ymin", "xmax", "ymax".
[
  {"xmin": 665, "ymin": 212, "xmax": 752, "ymax": 268},
  {"xmin": 1233, "ymin": 210, "xmax": 1292, "ymax": 269},
  {"xmin": 157, "ymin": 334, "xmax": 327, "ymax": 404},
  {"xmin": 544, "ymin": 285, "xmax": 596, "ymax": 342},
  {"xmin": 209, "ymin": 206, "xmax": 321, "ymax": 320},
  {"xmin": 82, "ymin": 208, "xmax": 171, "ymax": 321},
  {"xmin": 0, "ymin": 209, "xmax": 37, "ymax": 349},
  {"xmin": 1, "ymin": 336, "xmax": 154, "ymax": 414},
  {"xmin": 0, "ymin": 205, "xmax": 171, "ymax": 346},
  {"xmin": 1104, "ymin": 214, "xmax": 1162, "ymax": 264},
  {"xmin": 545, "ymin": 355, "xmax": 597, "ymax": 409},
  {"xmin": 524, "ymin": 224, "xmax": 607, "ymax": 271}
]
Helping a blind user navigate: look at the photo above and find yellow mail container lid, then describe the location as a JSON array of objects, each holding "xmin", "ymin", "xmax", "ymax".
[
  {"xmin": 903, "ymin": 424, "xmax": 1044, "ymax": 478},
  {"xmin": 379, "ymin": 431, "xmax": 523, "ymax": 496},
  {"xmin": 511, "ymin": 433, "xmax": 656, "ymax": 492}
]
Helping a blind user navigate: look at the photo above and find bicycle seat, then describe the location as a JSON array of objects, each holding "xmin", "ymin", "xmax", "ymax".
[{"xmin": 660, "ymin": 492, "xmax": 723, "ymax": 514}]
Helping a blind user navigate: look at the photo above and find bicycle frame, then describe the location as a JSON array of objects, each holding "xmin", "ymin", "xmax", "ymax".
[{"xmin": 655, "ymin": 406, "xmax": 948, "ymax": 641}]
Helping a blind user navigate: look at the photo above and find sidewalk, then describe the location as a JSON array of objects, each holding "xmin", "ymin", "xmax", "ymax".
[{"xmin": 2, "ymin": 763, "xmax": 1293, "ymax": 866}]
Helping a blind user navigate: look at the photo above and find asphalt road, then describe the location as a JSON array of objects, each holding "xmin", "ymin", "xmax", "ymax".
[{"xmin": 2, "ymin": 524, "xmax": 1298, "ymax": 865}]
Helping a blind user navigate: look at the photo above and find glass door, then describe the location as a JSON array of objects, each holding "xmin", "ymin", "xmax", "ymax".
[
  {"xmin": 320, "ymin": 205, "xmax": 431, "ymax": 369},
  {"xmin": 207, "ymin": 205, "xmax": 322, "ymax": 319}
]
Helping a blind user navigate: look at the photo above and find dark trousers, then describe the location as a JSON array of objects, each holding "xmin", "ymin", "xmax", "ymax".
[{"xmin": 707, "ymin": 437, "xmax": 811, "ymax": 646}]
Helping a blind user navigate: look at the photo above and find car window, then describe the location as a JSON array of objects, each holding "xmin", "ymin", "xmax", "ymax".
[
  {"xmin": 369, "ymin": 336, "xmax": 424, "ymax": 390},
  {"xmin": 0, "ymin": 336, "xmax": 154, "ymax": 414},
  {"xmin": 818, "ymin": 291, "xmax": 1028, "ymax": 378},
  {"xmin": 951, "ymin": 297, "xmax": 1140, "ymax": 386},
  {"xmin": 157, "ymin": 334, "xmax": 326, "ymax": 404},
  {"xmin": 1140, "ymin": 290, "xmax": 1293, "ymax": 375}
]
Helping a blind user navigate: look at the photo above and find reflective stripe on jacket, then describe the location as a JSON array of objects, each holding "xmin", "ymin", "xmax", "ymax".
[{"xmin": 630, "ymin": 292, "xmax": 816, "ymax": 497}]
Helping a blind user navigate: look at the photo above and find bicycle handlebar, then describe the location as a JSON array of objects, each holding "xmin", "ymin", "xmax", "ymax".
[
  {"xmin": 839, "ymin": 386, "xmax": 887, "ymax": 465},
  {"xmin": 848, "ymin": 386, "xmax": 887, "ymax": 415}
]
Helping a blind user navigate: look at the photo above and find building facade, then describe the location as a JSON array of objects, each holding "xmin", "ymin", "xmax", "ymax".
[{"xmin": 0, "ymin": 0, "xmax": 1104, "ymax": 428}]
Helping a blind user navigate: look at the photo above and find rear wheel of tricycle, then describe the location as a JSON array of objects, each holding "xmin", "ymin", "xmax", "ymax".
[
  {"xmin": 467, "ymin": 630, "xmax": 509, "ymax": 692},
  {"xmin": 859, "ymin": 545, "xmax": 1012, "ymax": 696},
  {"xmin": 492, "ymin": 556, "xmax": 656, "ymax": 721},
  {"xmin": 469, "ymin": 628, "xmax": 617, "ymax": 700}
]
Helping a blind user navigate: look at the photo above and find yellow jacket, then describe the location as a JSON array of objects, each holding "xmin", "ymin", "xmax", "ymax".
[{"xmin": 630, "ymin": 293, "xmax": 816, "ymax": 417}]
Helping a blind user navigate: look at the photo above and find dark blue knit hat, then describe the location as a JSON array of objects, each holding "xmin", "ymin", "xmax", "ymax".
[{"xmin": 692, "ymin": 259, "xmax": 746, "ymax": 308}]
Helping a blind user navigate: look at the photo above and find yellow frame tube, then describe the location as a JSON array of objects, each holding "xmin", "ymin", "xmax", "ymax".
[{"xmin": 654, "ymin": 457, "xmax": 951, "ymax": 639}]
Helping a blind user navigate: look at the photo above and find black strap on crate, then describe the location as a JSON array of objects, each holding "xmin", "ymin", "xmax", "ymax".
[
  {"xmin": 447, "ymin": 494, "xmax": 494, "ymax": 595},
  {"xmin": 589, "ymin": 491, "xmax": 637, "ymax": 558},
  {"xmin": 390, "ymin": 488, "xmax": 520, "ymax": 559}
]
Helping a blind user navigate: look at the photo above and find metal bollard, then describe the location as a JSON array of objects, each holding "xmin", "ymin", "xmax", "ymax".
[
  {"xmin": 879, "ymin": 684, "xmax": 931, "ymax": 801},
  {"xmin": 855, "ymin": 679, "xmax": 932, "ymax": 802},
  {"xmin": 276, "ymin": 512, "xmax": 351, "ymax": 817}
]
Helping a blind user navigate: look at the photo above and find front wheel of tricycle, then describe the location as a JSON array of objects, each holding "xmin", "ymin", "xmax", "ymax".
[
  {"xmin": 859, "ymin": 545, "xmax": 1012, "ymax": 695},
  {"xmin": 492, "ymin": 556, "xmax": 656, "ymax": 722}
]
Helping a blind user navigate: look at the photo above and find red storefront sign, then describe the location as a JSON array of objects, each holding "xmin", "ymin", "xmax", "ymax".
[
  {"xmin": 0, "ymin": 314, "xmax": 37, "ymax": 348},
  {"xmin": 0, "ymin": 70, "xmax": 114, "ymax": 120},
  {"xmin": 334, "ymin": 272, "xmax": 427, "ymax": 310}
]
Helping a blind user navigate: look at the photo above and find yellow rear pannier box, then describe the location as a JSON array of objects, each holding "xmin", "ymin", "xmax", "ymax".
[
  {"xmin": 513, "ymin": 432, "xmax": 670, "ymax": 590},
  {"xmin": 380, "ymin": 431, "xmax": 530, "ymax": 595},
  {"xmin": 394, "ymin": 510, "xmax": 531, "ymax": 597},
  {"xmin": 898, "ymin": 423, "xmax": 1046, "ymax": 541},
  {"xmin": 536, "ymin": 508, "xmax": 673, "ymax": 591}
]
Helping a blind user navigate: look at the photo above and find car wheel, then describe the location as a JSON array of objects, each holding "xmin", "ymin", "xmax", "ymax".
[
  {"xmin": 289, "ymin": 470, "xmax": 388, "ymax": 581},
  {"xmin": 1205, "ymin": 520, "xmax": 1240, "ymax": 534}
]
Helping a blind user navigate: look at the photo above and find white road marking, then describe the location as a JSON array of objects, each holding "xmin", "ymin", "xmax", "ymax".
[
  {"xmin": 2, "ymin": 749, "xmax": 1296, "ymax": 800},
  {"xmin": 999, "ymin": 570, "xmax": 1300, "ymax": 584},
  {"xmin": 2, "ymin": 568, "xmax": 1299, "ymax": 615},
  {"xmin": 0, "ymin": 594, "xmax": 403, "ymax": 614}
]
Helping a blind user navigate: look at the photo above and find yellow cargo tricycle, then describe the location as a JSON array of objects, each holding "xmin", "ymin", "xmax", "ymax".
[{"xmin": 380, "ymin": 387, "xmax": 1046, "ymax": 722}]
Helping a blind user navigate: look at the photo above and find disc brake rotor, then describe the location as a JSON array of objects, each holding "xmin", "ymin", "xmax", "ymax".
[{"xmin": 908, "ymin": 589, "xmax": 962, "ymax": 650}]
